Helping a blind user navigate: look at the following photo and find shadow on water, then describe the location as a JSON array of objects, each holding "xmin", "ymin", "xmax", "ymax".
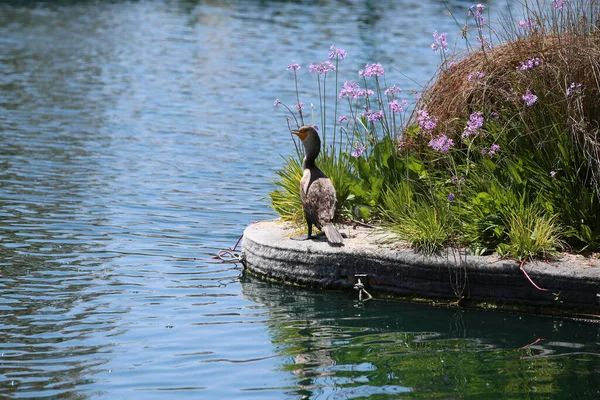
[{"xmin": 241, "ymin": 275, "xmax": 600, "ymax": 399}]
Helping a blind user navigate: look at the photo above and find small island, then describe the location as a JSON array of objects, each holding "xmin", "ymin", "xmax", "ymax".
[{"xmin": 246, "ymin": 2, "xmax": 600, "ymax": 314}]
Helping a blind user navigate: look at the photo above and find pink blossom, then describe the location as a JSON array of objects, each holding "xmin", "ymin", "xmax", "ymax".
[
  {"xmin": 359, "ymin": 63, "xmax": 385, "ymax": 77},
  {"xmin": 522, "ymin": 89, "xmax": 538, "ymax": 106},
  {"xmin": 517, "ymin": 57, "xmax": 541, "ymax": 71},
  {"xmin": 351, "ymin": 142, "xmax": 366, "ymax": 158},
  {"xmin": 553, "ymin": 0, "xmax": 568, "ymax": 10},
  {"xmin": 328, "ymin": 45, "xmax": 347, "ymax": 60},
  {"xmin": 309, "ymin": 61, "xmax": 336, "ymax": 75},
  {"xmin": 417, "ymin": 110, "xmax": 438, "ymax": 134},
  {"xmin": 431, "ymin": 30, "xmax": 448, "ymax": 52},
  {"xmin": 429, "ymin": 134, "xmax": 454, "ymax": 153},
  {"xmin": 389, "ymin": 99, "xmax": 407, "ymax": 114},
  {"xmin": 468, "ymin": 71, "xmax": 486, "ymax": 82},
  {"xmin": 462, "ymin": 111, "xmax": 484, "ymax": 138}
]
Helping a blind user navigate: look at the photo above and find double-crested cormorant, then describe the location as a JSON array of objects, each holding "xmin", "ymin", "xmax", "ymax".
[{"xmin": 290, "ymin": 126, "xmax": 344, "ymax": 246}]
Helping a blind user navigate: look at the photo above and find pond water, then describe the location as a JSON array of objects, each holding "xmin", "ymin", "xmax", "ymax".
[{"xmin": 1, "ymin": 0, "xmax": 599, "ymax": 398}]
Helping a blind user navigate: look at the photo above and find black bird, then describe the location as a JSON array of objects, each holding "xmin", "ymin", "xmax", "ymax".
[{"xmin": 290, "ymin": 126, "xmax": 344, "ymax": 246}]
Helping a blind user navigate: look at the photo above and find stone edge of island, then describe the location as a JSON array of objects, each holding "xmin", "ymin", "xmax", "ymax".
[{"xmin": 241, "ymin": 219, "xmax": 600, "ymax": 313}]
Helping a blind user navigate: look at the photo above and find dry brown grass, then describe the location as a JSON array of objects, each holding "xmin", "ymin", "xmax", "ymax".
[{"xmin": 411, "ymin": 33, "xmax": 600, "ymax": 140}]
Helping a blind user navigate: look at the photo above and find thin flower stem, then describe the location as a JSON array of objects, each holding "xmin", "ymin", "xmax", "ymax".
[
  {"xmin": 317, "ymin": 76, "xmax": 324, "ymax": 148},
  {"xmin": 293, "ymin": 70, "xmax": 304, "ymax": 126},
  {"xmin": 333, "ymin": 56, "xmax": 340, "ymax": 155}
]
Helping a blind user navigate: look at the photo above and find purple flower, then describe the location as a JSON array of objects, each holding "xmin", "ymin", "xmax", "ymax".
[
  {"xmin": 462, "ymin": 111, "xmax": 484, "ymax": 138},
  {"xmin": 274, "ymin": 99, "xmax": 282, "ymax": 107},
  {"xmin": 448, "ymin": 193, "xmax": 456, "ymax": 202},
  {"xmin": 489, "ymin": 144, "xmax": 500, "ymax": 156},
  {"xmin": 517, "ymin": 57, "xmax": 541, "ymax": 71},
  {"xmin": 468, "ymin": 71, "xmax": 486, "ymax": 82},
  {"xmin": 417, "ymin": 110, "xmax": 438, "ymax": 134},
  {"xmin": 309, "ymin": 61, "xmax": 336, "ymax": 75},
  {"xmin": 431, "ymin": 30, "xmax": 448, "ymax": 52},
  {"xmin": 522, "ymin": 89, "xmax": 538, "ymax": 107},
  {"xmin": 481, "ymin": 144, "xmax": 500, "ymax": 157},
  {"xmin": 389, "ymin": 99, "xmax": 407, "ymax": 114},
  {"xmin": 469, "ymin": 4, "xmax": 486, "ymax": 25},
  {"xmin": 519, "ymin": 19, "xmax": 534, "ymax": 30},
  {"xmin": 553, "ymin": 0, "xmax": 568, "ymax": 10},
  {"xmin": 359, "ymin": 63, "xmax": 385, "ymax": 77},
  {"xmin": 328, "ymin": 45, "xmax": 347, "ymax": 60},
  {"xmin": 452, "ymin": 175, "xmax": 459, "ymax": 185},
  {"xmin": 384, "ymin": 85, "xmax": 402, "ymax": 96},
  {"xmin": 339, "ymin": 81, "xmax": 360, "ymax": 99},
  {"xmin": 296, "ymin": 102, "xmax": 304, "ymax": 111},
  {"xmin": 397, "ymin": 141, "xmax": 406, "ymax": 151},
  {"xmin": 351, "ymin": 142, "xmax": 366, "ymax": 158},
  {"xmin": 339, "ymin": 81, "xmax": 373, "ymax": 99},
  {"xmin": 429, "ymin": 134, "xmax": 454, "ymax": 153},
  {"xmin": 567, "ymin": 82, "xmax": 582, "ymax": 97},
  {"xmin": 359, "ymin": 89, "xmax": 374, "ymax": 98},
  {"xmin": 363, "ymin": 109, "xmax": 384, "ymax": 122},
  {"xmin": 287, "ymin": 61, "xmax": 300, "ymax": 71},
  {"xmin": 338, "ymin": 115, "xmax": 348, "ymax": 123}
]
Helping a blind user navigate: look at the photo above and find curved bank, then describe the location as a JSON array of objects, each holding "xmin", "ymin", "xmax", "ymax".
[{"xmin": 241, "ymin": 220, "xmax": 600, "ymax": 312}]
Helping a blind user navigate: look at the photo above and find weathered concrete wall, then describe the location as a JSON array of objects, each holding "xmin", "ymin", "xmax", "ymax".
[{"xmin": 242, "ymin": 220, "xmax": 600, "ymax": 310}]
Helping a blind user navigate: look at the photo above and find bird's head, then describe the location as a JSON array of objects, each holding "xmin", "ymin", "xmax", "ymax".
[
  {"xmin": 290, "ymin": 125, "xmax": 319, "ymax": 142},
  {"xmin": 290, "ymin": 125, "xmax": 321, "ymax": 163}
]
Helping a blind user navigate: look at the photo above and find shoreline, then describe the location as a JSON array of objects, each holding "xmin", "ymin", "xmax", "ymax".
[{"xmin": 241, "ymin": 220, "xmax": 600, "ymax": 315}]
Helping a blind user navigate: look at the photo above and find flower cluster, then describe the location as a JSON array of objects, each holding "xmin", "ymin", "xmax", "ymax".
[
  {"xmin": 429, "ymin": 134, "xmax": 454, "ymax": 153},
  {"xmin": 467, "ymin": 71, "xmax": 486, "ymax": 82},
  {"xmin": 462, "ymin": 111, "xmax": 484, "ymax": 138},
  {"xmin": 359, "ymin": 63, "xmax": 385, "ymax": 77},
  {"xmin": 518, "ymin": 19, "xmax": 535, "ymax": 30},
  {"xmin": 431, "ymin": 30, "xmax": 448, "ymax": 52},
  {"xmin": 328, "ymin": 45, "xmax": 347, "ymax": 60},
  {"xmin": 309, "ymin": 61, "xmax": 336, "ymax": 75},
  {"xmin": 553, "ymin": 0, "xmax": 568, "ymax": 10},
  {"xmin": 522, "ymin": 89, "xmax": 538, "ymax": 106},
  {"xmin": 469, "ymin": 4, "xmax": 492, "ymax": 49},
  {"xmin": 351, "ymin": 142, "xmax": 366, "ymax": 158},
  {"xmin": 469, "ymin": 4, "xmax": 486, "ymax": 24},
  {"xmin": 339, "ymin": 81, "xmax": 373, "ymax": 99},
  {"xmin": 481, "ymin": 144, "xmax": 500, "ymax": 157},
  {"xmin": 287, "ymin": 61, "xmax": 300, "ymax": 71},
  {"xmin": 389, "ymin": 99, "xmax": 407, "ymax": 114},
  {"xmin": 384, "ymin": 85, "xmax": 402, "ymax": 96},
  {"xmin": 362, "ymin": 109, "xmax": 384, "ymax": 122},
  {"xmin": 566, "ymin": 82, "xmax": 582, "ymax": 97},
  {"xmin": 417, "ymin": 110, "xmax": 438, "ymax": 134},
  {"xmin": 517, "ymin": 57, "xmax": 541, "ymax": 71}
]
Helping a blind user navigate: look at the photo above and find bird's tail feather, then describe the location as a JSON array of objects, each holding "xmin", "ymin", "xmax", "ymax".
[{"xmin": 323, "ymin": 224, "xmax": 344, "ymax": 245}]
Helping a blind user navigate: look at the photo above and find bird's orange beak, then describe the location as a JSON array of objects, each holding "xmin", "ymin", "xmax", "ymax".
[{"xmin": 290, "ymin": 129, "xmax": 307, "ymax": 141}]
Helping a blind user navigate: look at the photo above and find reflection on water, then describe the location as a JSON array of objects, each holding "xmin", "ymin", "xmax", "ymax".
[
  {"xmin": 0, "ymin": 0, "xmax": 599, "ymax": 398},
  {"xmin": 242, "ymin": 277, "xmax": 600, "ymax": 399}
]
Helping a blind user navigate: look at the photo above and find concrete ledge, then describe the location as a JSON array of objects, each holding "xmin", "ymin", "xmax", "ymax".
[{"xmin": 241, "ymin": 220, "xmax": 600, "ymax": 311}]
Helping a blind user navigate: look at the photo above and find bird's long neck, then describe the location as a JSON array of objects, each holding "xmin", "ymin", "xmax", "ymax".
[{"xmin": 302, "ymin": 135, "xmax": 320, "ymax": 170}]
